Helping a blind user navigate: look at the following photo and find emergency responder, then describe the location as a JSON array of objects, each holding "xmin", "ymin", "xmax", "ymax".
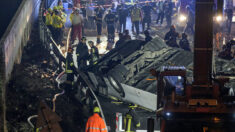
[
  {"xmin": 144, "ymin": 30, "xmax": 152, "ymax": 43},
  {"xmin": 142, "ymin": 2, "xmax": 154, "ymax": 31},
  {"xmin": 52, "ymin": 9, "xmax": 63, "ymax": 43},
  {"xmin": 118, "ymin": 4, "xmax": 128, "ymax": 33},
  {"xmin": 164, "ymin": 25, "xmax": 180, "ymax": 48},
  {"xmin": 88, "ymin": 41, "xmax": 99, "ymax": 66},
  {"xmin": 164, "ymin": 0, "xmax": 173, "ymax": 28},
  {"xmin": 156, "ymin": 0, "xmax": 165, "ymax": 25},
  {"xmin": 86, "ymin": 3, "xmax": 95, "ymax": 30},
  {"xmin": 95, "ymin": 6, "xmax": 104, "ymax": 43},
  {"xmin": 76, "ymin": 36, "xmax": 89, "ymax": 70},
  {"xmin": 70, "ymin": 8, "xmax": 83, "ymax": 43},
  {"xmin": 225, "ymin": 8, "xmax": 233, "ymax": 34},
  {"xmin": 64, "ymin": 47, "xmax": 78, "ymax": 98},
  {"xmin": 45, "ymin": 8, "xmax": 53, "ymax": 32},
  {"xmin": 179, "ymin": 33, "xmax": 191, "ymax": 51},
  {"xmin": 85, "ymin": 106, "xmax": 107, "ymax": 132},
  {"xmin": 131, "ymin": 4, "xmax": 142, "ymax": 36},
  {"xmin": 105, "ymin": 10, "xmax": 116, "ymax": 43},
  {"xmin": 183, "ymin": 5, "xmax": 195, "ymax": 35},
  {"xmin": 124, "ymin": 104, "xmax": 141, "ymax": 132},
  {"xmin": 123, "ymin": 29, "xmax": 131, "ymax": 40}
]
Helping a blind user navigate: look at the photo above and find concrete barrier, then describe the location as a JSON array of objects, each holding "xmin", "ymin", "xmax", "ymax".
[{"xmin": 0, "ymin": 0, "xmax": 41, "ymax": 131}]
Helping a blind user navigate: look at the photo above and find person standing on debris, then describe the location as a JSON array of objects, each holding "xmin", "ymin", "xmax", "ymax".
[
  {"xmin": 124, "ymin": 104, "xmax": 141, "ymax": 132},
  {"xmin": 52, "ymin": 9, "xmax": 63, "ymax": 43},
  {"xmin": 105, "ymin": 10, "xmax": 116, "ymax": 44},
  {"xmin": 164, "ymin": 0, "xmax": 173, "ymax": 28},
  {"xmin": 86, "ymin": 106, "xmax": 107, "ymax": 132},
  {"xmin": 76, "ymin": 36, "xmax": 89, "ymax": 70},
  {"xmin": 118, "ymin": 3, "xmax": 128, "ymax": 33},
  {"xmin": 131, "ymin": 4, "xmax": 142, "ymax": 36},
  {"xmin": 142, "ymin": 2, "xmax": 154, "ymax": 31},
  {"xmin": 95, "ymin": 6, "xmax": 104, "ymax": 43},
  {"xmin": 179, "ymin": 33, "xmax": 191, "ymax": 51},
  {"xmin": 144, "ymin": 30, "xmax": 153, "ymax": 43},
  {"xmin": 70, "ymin": 8, "xmax": 83, "ymax": 43},
  {"xmin": 45, "ymin": 8, "xmax": 53, "ymax": 32},
  {"xmin": 164, "ymin": 25, "xmax": 180, "ymax": 48},
  {"xmin": 64, "ymin": 47, "xmax": 78, "ymax": 98},
  {"xmin": 88, "ymin": 41, "xmax": 99, "ymax": 66},
  {"xmin": 156, "ymin": 0, "xmax": 165, "ymax": 25},
  {"xmin": 183, "ymin": 5, "xmax": 195, "ymax": 35}
]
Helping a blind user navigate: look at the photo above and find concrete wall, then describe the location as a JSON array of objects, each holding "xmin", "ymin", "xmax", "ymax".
[{"xmin": 0, "ymin": 0, "xmax": 41, "ymax": 131}]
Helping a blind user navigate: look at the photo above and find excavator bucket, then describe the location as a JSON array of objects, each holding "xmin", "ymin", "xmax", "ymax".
[{"xmin": 36, "ymin": 101, "xmax": 63, "ymax": 132}]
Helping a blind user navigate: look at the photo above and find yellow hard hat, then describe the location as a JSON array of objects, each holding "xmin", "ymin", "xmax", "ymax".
[
  {"xmin": 48, "ymin": 8, "xmax": 52, "ymax": 12},
  {"xmin": 53, "ymin": 6, "xmax": 58, "ymax": 11},
  {"xmin": 93, "ymin": 106, "xmax": 100, "ymax": 113}
]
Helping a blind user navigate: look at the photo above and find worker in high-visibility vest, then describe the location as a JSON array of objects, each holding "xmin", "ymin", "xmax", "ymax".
[
  {"xmin": 86, "ymin": 106, "xmax": 107, "ymax": 132},
  {"xmin": 52, "ymin": 10, "xmax": 64, "ymax": 43},
  {"xmin": 88, "ymin": 41, "xmax": 99, "ymax": 66},
  {"xmin": 45, "ymin": 8, "xmax": 53, "ymax": 32},
  {"xmin": 124, "ymin": 104, "xmax": 141, "ymax": 132},
  {"xmin": 64, "ymin": 47, "xmax": 77, "ymax": 98}
]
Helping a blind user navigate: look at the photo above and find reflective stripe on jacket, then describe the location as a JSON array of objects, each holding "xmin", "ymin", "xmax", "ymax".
[
  {"xmin": 45, "ymin": 13, "xmax": 53, "ymax": 25},
  {"xmin": 52, "ymin": 14, "xmax": 63, "ymax": 28},
  {"xmin": 131, "ymin": 8, "xmax": 142, "ymax": 22},
  {"xmin": 86, "ymin": 113, "xmax": 107, "ymax": 132}
]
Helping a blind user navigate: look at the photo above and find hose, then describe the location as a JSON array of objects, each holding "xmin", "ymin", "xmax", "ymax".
[
  {"xmin": 27, "ymin": 115, "xmax": 38, "ymax": 128},
  {"xmin": 53, "ymin": 90, "xmax": 65, "ymax": 112}
]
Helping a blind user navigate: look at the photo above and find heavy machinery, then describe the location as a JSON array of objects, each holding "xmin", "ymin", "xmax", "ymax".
[{"xmin": 153, "ymin": 0, "xmax": 235, "ymax": 131}]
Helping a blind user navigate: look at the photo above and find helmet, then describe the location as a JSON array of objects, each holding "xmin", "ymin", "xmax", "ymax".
[
  {"xmin": 53, "ymin": 6, "xmax": 58, "ymax": 11},
  {"xmin": 93, "ymin": 106, "xmax": 100, "ymax": 113},
  {"xmin": 88, "ymin": 41, "xmax": 94, "ymax": 45},
  {"xmin": 48, "ymin": 8, "xmax": 52, "ymax": 13},
  {"xmin": 128, "ymin": 104, "xmax": 138, "ymax": 109},
  {"xmin": 81, "ymin": 36, "xmax": 87, "ymax": 41}
]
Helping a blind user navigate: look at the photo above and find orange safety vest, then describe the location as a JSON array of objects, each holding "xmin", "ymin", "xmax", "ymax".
[{"xmin": 86, "ymin": 113, "xmax": 107, "ymax": 132}]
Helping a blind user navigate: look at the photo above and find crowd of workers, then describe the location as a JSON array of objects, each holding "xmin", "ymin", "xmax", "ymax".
[{"xmin": 42, "ymin": 0, "xmax": 235, "ymax": 131}]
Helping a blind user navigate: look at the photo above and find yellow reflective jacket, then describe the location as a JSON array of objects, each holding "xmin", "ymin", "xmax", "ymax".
[
  {"xmin": 52, "ymin": 14, "xmax": 63, "ymax": 28},
  {"xmin": 131, "ymin": 8, "xmax": 142, "ymax": 22},
  {"xmin": 45, "ymin": 13, "xmax": 53, "ymax": 26}
]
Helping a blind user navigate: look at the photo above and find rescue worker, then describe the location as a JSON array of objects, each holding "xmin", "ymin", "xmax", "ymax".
[
  {"xmin": 86, "ymin": 3, "xmax": 95, "ymax": 30},
  {"xmin": 142, "ymin": 2, "xmax": 154, "ymax": 31},
  {"xmin": 131, "ymin": 4, "xmax": 142, "ymax": 36},
  {"xmin": 64, "ymin": 47, "xmax": 78, "ymax": 98},
  {"xmin": 179, "ymin": 33, "xmax": 191, "ymax": 51},
  {"xmin": 76, "ymin": 36, "xmax": 89, "ymax": 70},
  {"xmin": 156, "ymin": 0, "xmax": 165, "ymax": 25},
  {"xmin": 95, "ymin": 6, "xmax": 104, "ymax": 43},
  {"xmin": 88, "ymin": 41, "xmax": 99, "ymax": 66},
  {"xmin": 164, "ymin": 25, "xmax": 180, "ymax": 48},
  {"xmin": 144, "ymin": 30, "xmax": 153, "ymax": 43},
  {"xmin": 85, "ymin": 106, "xmax": 107, "ymax": 132},
  {"xmin": 45, "ymin": 8, "xmax": 53, "ymax": 32},
  {"xmin": 52, "ymin": 9, "xmax": 63, "ymax": 43},
  {"xmin": 105, "ymin": 10, "xmax": 116, "ymax": 44},
  {"xmin": 124, "ymin": 104, "xmax": 141, "ymax": 132},
  {"xmin": 183, "ymin": 5, "xmax": 195, "ymax": 35},
  {"xmin": 164, "ymin": 0, "xmax": 173, "ymax": 28},
  {"xmin": 118, "ymin": 4, "xmax": 128, "ymax": 33},
  {"xmin": 70, "ymin": 8, "xmax": 83, "ymax": 43}
]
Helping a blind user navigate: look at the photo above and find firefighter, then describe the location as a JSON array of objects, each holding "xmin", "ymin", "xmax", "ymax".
[
  {"xmin": 95, "ymin": 6, "xmax": 104, "ymax": 43},
  {"xmin": 64, "ymin": 47, "xmax": 78, "ymax": 98},
  {"xmin": 164, "ymin": 25, "xmax": 180, "ymax": 48},
  {"xmin": 164, "ymin": 0, "xmax": 173, "ymax": 28},
  {"xmin": 88, "ymin": 41, "xmax": 99, "ymax": 66},
  {"xmin": 179, "ymin": 33, "xmax": 191, "ymax": 51},
  {"xmin": 144, "ymin": 30, "xmax": 152, "ymax": 43},
  {"xmin": 76, "ymin": 36, "xmax": 89, "ymax": 71},
  {"xmin": 131, "ymin": 4, "xmax": 142, "ymax": 36},
  {"xmin": 85, "ymin": 106, "xmax": 107, "ymax": 132},
  {"xmin": 156, "ymin": 0, "xmax": 165, "ymax": 25},
  {"xmin": 105, "ymin": 10, "xmax": 116, "ymax": 44},
  {"xmin": 45, "ymin": 8, "xmax": 53, "ymax": 32},
  {"xmin": 124, "ymin": 104, "xmax": 141, "ymax": 132},
  {"xmin": 70, "ymin": 8, "xmax": 83, "ymax": 43},
  {"xmin": 183, "ymin": 5, "xmax": 195, "ymax": 35},
  {"xmin": 142, "ymin": 2, "xmax": 154, "ymax": 31},
  {"xmin": 52, "ymin": 9, "xmax": 63, "ymax": 43},
  {"xmin": 118, "ymin": 4, "xmax": 128, "ymax": 33}
]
